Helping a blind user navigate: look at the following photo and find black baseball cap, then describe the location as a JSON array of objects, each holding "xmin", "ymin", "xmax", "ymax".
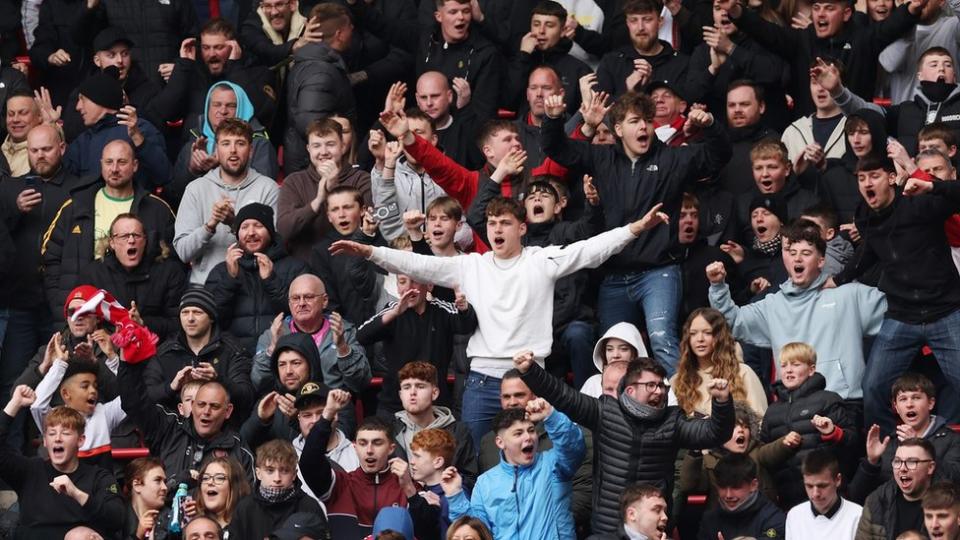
[
  {"xmin": 93, "ymin": 27, "xmax": 135, "ymax": 53},
  {"xmin": 294, "ymin": 381, "xmax": 330, "ymax": 409}
]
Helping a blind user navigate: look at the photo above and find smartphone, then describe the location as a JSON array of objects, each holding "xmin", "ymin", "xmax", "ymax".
[{"xmin": 23, "ymin": 175, "xmax": 39, "ymax": 190}]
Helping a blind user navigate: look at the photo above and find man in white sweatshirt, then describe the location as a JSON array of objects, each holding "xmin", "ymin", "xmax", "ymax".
[{"xmin": 329, "ymin": 195, "xmax": 670, "ymax": 448}]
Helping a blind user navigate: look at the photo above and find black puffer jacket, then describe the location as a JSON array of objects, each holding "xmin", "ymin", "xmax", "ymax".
[
  {"xmin": 522, "ymin": 363, "xmax": 735, "ymax": 535},
  {"xmin": 695, "ymin": 491, "xmax": 785, "ymax": 540},
  {"xmin": 120, "ymin": 360, "xmax": 255, "ymax": 493},
  {"xmin": 284, "ymin": 42, "xmax": 356, "ymax": 173},
  {"xmin": 759, "ymin": 373, "xmax": 857, "ymax": 507},
  {"xmin": 72, "ymin": 0, "xmax": 198, "ymax": 78},
  {"xmin": 41, "ymin": 181, "xmax": 176, "ymax": 324},
  {"xmin": 143, "ymin": 328, "xmax": 255, "ymax": 421},
  {"xmin": 206, "ymin": 240, "xmax": 309, "ymax": 354},
  {"xmin": 79, "ymin": 250, "xmax": 187, "ymax": 340},
  {"xmin": 228, "ymin": 485, "xmax": 323, "ymax": 539}
]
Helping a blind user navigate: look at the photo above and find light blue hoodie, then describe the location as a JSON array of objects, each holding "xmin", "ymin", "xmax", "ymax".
[
  {"xmin": 709, "ymin": 271, "xmax": 886, "ymax": 399},
  {"xmin": 201, "ymin": 81, "xmax": 255, "ymax": 154}
]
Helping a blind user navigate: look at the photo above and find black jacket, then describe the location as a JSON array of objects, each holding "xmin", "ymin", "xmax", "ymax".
[
  {"xmin": 72, "ymin": 0, "xmax": 198, "ymax": 78},
  {"xmin": 504, "ymin": 40, "xmax": 593, "ymax": 114},
  {"xmin": 734, "ymin": 181, "xmax": 821, "ymax": 243},
  {"xmin": 119, "ymin": 359, "xmax": 255, "ymax": 492},
  {"xmin": 878, "ymin": 85, "xmax": 960, "ymax": 155},
  {"xmin": 696, "ymin": 491, "xmax": 785, "ymax": 540},
  {"xmin": 78, "ymin": 250, "xmax": 186, "ymax": 339},
  {"xmin": 143, "ymin": 328, "xmax": 256, "ymax": 421},
  {"xmin": 680, "ymin": 240, "xmax": 740, "ymax": 321},
  {"xmin": 309, "ymin": 229, "xmax": 386, "ymax": 326},
  {"xmin": 596, "ymin": 41, "xmax": 689, "ymax": 98},
  {"xmin": 357, "ymin": 299, "xmax": 477, "ymax": 415},
  {"xmin": 818, "ymin": 154, "xmax": 860, "ymax": 224},
  {"xmin": 541, "ymin": 114, "xmax": 732, "ymax": 273},
  {"xmin": 730, "ymin": 3, "xmax": 918, "ymax": 116},
  {"xmin": 857, "ymin": 480, "xmax": 926, "ymax": 540},
  {"xmin": 0, "ymin": 168, "xmax": 86, "ymax": 311},
  {"xmin": 715, "ymin": 123, "xmax": 779, "ymax": 196},
  {"xmin": 760, "ymin": 373, "xmax": 857, "ymax": 508},
  {"xmin": 229, "ymin": 486, "xmax": 323, "ymax": 540},
  {"xmin": 41, "ymin": 180, "xmax": 176, "ymax": 324},
  {"xmin": 29, "ymin": 0, "xmax": 91, "ymax": 109},
  {"xmin": 416, "ymin": 29, "xmax": 502, "ymax": 122},
  {"xmin": 835, "ymin": 178, "xmax": 960, "ymax": 323},
  {"xmin": 206, "ymin": 241, "xmax": 309, "ymax": 354},
  {"xmin": 61, "ymin": 63, "xmax": 162, "ymax": 144},
  {"xmin": 522, "ymin": 362, "xmax": 735, "ymax": 534},
  {"xmin": 283, "ymin": 42, "xmax": 356, "ymax": 172},
  {"xmin": 0, "ymin": 66, "xmax": 30, "ymax": 141}
]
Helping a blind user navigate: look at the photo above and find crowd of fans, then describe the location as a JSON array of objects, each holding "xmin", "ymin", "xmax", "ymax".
[{"xmin": 0, "ymin": 0, "xmax": 959, "ymax": 537}]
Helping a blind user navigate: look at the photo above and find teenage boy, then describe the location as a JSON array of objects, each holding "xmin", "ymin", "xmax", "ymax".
[
  {"xmin": 392, "ymin": 362, "xmax": 477, "ymax": 491},
  {"xmin": 0, "ymin": 386, "xmax": 124, "ymax": 538},
  {"xmin": 798, "ymin": 206, "xmax": 854, "ymax": 277},
  {"xmin": 696, "ymin": 453, "xmax": 786, "ymax": 540},
  {"xmin": 230, "ymin": 439, "xmax": 322, "ymax": 540},
  {"xmin": 588, "ymin": 483, "xmax": 670, "ymax": 540},
  {"xmin": 301, "ymin": 389, "xmax": 412, "ymax": 538},
  {"xmin": 780, "ymin": 62, "xmax": 847, "ymax": 174},
  {"xmin": 540, "ymin": 90, "xmax": 732, "ymax": 375},
  {"xmin": 849, "ymin": 373, "xmax": 960, "ymax": 503},
  {"xmin": 708, "ymin": 225, "xmax": 887, "ymax": 404},
  {"xmin": 442, "ymin": 398, "xmax": 585, "ymax": 540},
  {"xmin": 856, "ymin": 438, "xmax": 938, "ymax": 538},
  {"xmin": 923, "ymin": 482, "xmax": 960, "ymax": 540},
  {"xmin": 407, "ymin": 428, "xmax": 458, "ymax": 540},
  {"xmin": 291, "ymin": 382, "xmax": 359, "ymax": 503},
  {"xmin": 516, "ymin": 353, "xmax": 734, "ymax": 535},
  {"xmin": 831, "ymin": 156, "xmax": 960, "ymax": 433},
  {"xmin": 329, "ymin": 192, "xmax": 670, "ymax": 449},
  {"xmin": 785, "ymin": 450, "xmax": 863, "ymax": 540}
]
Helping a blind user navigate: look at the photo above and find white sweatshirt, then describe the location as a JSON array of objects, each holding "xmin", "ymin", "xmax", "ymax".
[{"xmin": 368, "ymin": 225, "xmax": 638, "ymax": 377}]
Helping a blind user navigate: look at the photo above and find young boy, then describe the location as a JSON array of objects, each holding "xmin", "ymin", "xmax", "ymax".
[
  {"xmin": 0, "ymin": 386, "xmax": 124, "ymax": 538},
  {"xmin": 403, "ymin": 196, "xmax": 468, "ymax": 302},
  {"xmin": 759, "ymin": 342, "xmax": 857, "ymax": 508},
  {"xmin": 442, "ymin": 398, "xmax": 585, "ymax": 539},
  {"xmin": 849, "ymin": 373, "xmax": 960, "ymax": 504},
  {"xmin": 696, "ymin": 453, "xmax": 786, "ymax": 540},
  {"xmin": 392, "ymin": 362, "xmax": 477, "ymax": 491},
  {"xmin": 918, "ymin": 123, "xmax": 959, "ymax": 161},
  {"xmin": 407, "ymin": 428, "xmax": 457, "ymax": 540},
  {"xmin": 31, "ymin": 359, "xmax": 126, "ymax": 469},
  {"xmin": 798, "ymin": 205, "xmax": 854, "ymax": 277},
  {"xmin": 230, "ymin": 439, "xmax": 322, "ymax": 539},
  {"xmin": 177, "ymin": 379, "xmax": 202, "ymax": 418}
]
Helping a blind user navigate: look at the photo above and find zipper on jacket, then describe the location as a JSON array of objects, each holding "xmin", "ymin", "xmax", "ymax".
[{"xmin": 512, "ymin": 466, "xmax": 521, "ymax": 537}]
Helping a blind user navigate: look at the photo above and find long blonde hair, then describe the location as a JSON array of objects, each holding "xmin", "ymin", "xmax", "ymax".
[{"xmin": 674, "ymin": 308, "xmax": 747, "ymax": 415}]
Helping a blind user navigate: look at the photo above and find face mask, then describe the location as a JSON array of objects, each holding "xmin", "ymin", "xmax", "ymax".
[{"xmin": 920, "ymin": 80, "xmax": 958, "ymax": 103}]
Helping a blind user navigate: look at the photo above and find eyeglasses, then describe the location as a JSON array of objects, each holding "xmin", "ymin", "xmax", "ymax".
[
  {"xmin": 111, "ymin": 232, "xmax": 144, "ymax": 241},
  {"xmin": 629, "ymin": 381, "xmax": 669, "ymax": 393},
  {"xmin": 892, "ymin": 458, "xmax": 933, "ymax": 470},
  {"xmin": 200, "ymin": 473, "xmax": 229, "ymax": 486},
  {"xmin": 261, "ymin": 0, "xmax": 288, "ymax": 11},
  {"xmin": 289, "ymin": 294, "xmax": 322, "ymax": 303}
]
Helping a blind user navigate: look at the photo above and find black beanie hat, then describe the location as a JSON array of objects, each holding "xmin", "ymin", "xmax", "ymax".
[
  {"xmin": 179, "ymin": 287, "xmax": 217, "ymax": 321},
  {"xmin": 748, "ymin": 193, "xmax": 788, "ymax": 224},
  {"xmin": 78, "ymin": 66, "xmax": 123, "ymax": 111},
  {"xmin": 233, "ymin": 203, "xmax": 277, "ymax": 241}
]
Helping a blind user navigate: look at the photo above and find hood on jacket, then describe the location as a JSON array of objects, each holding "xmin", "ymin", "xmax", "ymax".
[
  {"xmin": 198, "ymin": 163, "xmax": 271, "ymax": 192},
  {"xmin": 271, "ymin": 332, "xmax": 319, "ymax": 391},
  {"xmin": 592, "ymin": 322, "xmax": 649, "ymax": 372},
  {"xmin": 844, "ymin": 109, "xmax": 887, "ymax": 159},
  {"xmin": 773, "ymin": 371, "xmax": 827, "ymax": 402},
  {"xmin": 201, "ymin": 81, "xmax": 255, "ymax": 154},
  {"xmin": 373, "ymin": 506, "xmax": 414, "ymax": 540},
  {"xmin": 778, "ymin": 267, "xmax": 829, "ymax": 297}
]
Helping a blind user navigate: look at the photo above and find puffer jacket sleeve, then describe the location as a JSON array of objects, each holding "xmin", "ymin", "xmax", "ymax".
[
  {"xmin": 521, "ymin": 363, "xmax": 601, "ymax": 430},
  {"xmin": 675, "ymin": 397, "xmax": 735, "ymax": 450}
]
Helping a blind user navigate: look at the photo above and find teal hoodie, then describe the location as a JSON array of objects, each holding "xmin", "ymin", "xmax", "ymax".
[
  {"xmin": 201, "ymin": 81, "xmax": 255, "ymax": 154},
  {"xmin": 709, "ymin": 272, "xmax": 886, "ymax": 400}
]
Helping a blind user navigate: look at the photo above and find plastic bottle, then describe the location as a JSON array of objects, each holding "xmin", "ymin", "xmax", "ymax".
[{"xmin": 169, "ymin": 483, "xmax": 189, "ymax": 533}]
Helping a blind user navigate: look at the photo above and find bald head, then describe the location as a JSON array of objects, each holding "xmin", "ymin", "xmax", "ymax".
[
  {"xmin": 416, "ymin": 71, "xmax": 454, "ymax": 122},
  {"xmin": 289, "ymin": 273, "xmax": 328, "ymax": 330},
  {"xmin": 27, "ymin": 124, "xmax": 66, "ymax": 177},
  {"xmin": 102, "ymin": 139, "xmax": 135, "ymax": 160},
  {"xmin": 65, "ymin": 526, "xmax": 104, "ymax": 540}
]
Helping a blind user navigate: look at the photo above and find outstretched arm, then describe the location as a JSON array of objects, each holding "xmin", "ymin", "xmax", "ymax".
[
  {"xmin": 517, "ymin": 355, "xmax": 601, "ymax": 430},
  {"xmin": 329, "ymin": 241, "xmax": 464, "ymax": 290}
]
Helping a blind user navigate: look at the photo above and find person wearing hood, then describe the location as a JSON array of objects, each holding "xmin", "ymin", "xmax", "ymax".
[
  {"xmin": 143, "ymin": 287, "xmax": 255, "ymax": 426},
  {"xmin": 516, "ymin": 351, "xmax": 734, "ymax": 535},
  {"xmin": 63, "ymin": 66, "xmax": 170, "ymax": 191},
  {"xmin": 580, "ymin": 322, "xmax": 648, "ymax": 398},
  {"xmin": 708, "ymin": 225, "xmax": 886, "ymax": 405},
  {"xmin": 174, "ymin": 117, "xmax": 279, "ymax": 285},
  {"xmin": 391, "ymin": 362, "xmax": 477, "ymax": 492},
  {"xmin": 283, "ymin": 3, "xmax": 357, "ymax": 173},
  {"xmin": 168, "ymin": 81, "xmax": 279, "ymax": 207},
  {"xmin": 228, "ymin": 439, "xmax": 323, "ymax": 540},
  {"xmin": 695, "ymin": 452, "xmax": 786, "ymax": 540},
  {"xmin": 146, "ymin": 18, "xmax": 276, "ymax": 143},
  {"xmin": 79, "ymin": 213, "xmax": 187, "ymax": 340},
  {"xmin": 42, "ymin": 139, "xmax": 176, "ymax": 326},
  {"xmin": 504, "ymin": 2, "xmax": 593, "ymax": 115},
  {"xmin": 206, "ymin": 202, "xmax": 309, "ymax": 354},
  {"xmin": 817, "ymin": 109, "xmax": 889, "ymax": 223},
  {"xmin": 759, "ymin": 342, "xmax": 859, "ymax": 509},
  {"xmin": 819, "ymin": 46, "xmax": 960, "ymax": 155},
  {"xmin": 595, "ymin": 0, "xmax": 690, "ymax": 99}
]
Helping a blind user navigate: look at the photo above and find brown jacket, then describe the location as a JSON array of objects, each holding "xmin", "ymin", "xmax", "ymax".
[{"xmin": 277, "ymin": 165, "xmax": 372, "ymax": 260}]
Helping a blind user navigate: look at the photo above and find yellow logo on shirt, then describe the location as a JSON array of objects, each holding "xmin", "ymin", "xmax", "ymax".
[{"xmin": 72, "ymin": 225, "xmax": 81, "ymax": 234}]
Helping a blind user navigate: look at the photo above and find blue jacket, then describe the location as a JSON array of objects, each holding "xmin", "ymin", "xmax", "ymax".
[
  {"xmin": 63, "ymin": 114, "xmax": 171, "ymax": 190},
  {"xmin": 448, "ymin": 409, "xmax": 585, "ymax": 540}
]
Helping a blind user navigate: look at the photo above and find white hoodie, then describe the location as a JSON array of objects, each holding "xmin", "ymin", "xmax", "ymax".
[{"xmin": 580, "ymin": 322, "xmax": 649, "ymax": 397}]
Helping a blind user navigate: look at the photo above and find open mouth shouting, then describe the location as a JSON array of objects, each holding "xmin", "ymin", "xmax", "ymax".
[
  {"xmin": 50, "ymin": 445, "xmax": 66, "ymax": 460},
  {"xmin": 520, "ymin": 442, "xmax": 535, "ymax": 460}
]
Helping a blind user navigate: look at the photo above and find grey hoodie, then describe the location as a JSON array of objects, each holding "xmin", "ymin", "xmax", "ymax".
[
  {"xmin": 393, "ymin": 405, "xmax": 456, "ymax": 458},
  {"xmin": 173, "ymin": 166, "xmax": 279, "ymax": 283},
  {"xmin": 709, "ymin": 271, "xmax": 886, "ymax": 399}
]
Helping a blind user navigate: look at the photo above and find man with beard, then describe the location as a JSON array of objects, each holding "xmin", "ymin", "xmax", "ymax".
[
  {"xmin": 205, "ymin": 203, "xmax": 309, "ymax": 353},
  {"xmin": 43, "ymin": 140, "xmax": 175, "ymax": 326},
  {"xmin": 174, "ymin": 118, "xmax": 278, "ymax": 285}
]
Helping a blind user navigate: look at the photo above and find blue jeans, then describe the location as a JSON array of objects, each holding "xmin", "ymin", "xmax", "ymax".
[
  {"xmin": 597, "ymin": 265, "xmax": 682, "ymax": 376},
  {"xmin": 556, "ymin": 320, "xmax": 596, "ymax": 389},
  {"xmin": 462, "ymin": 371, "xmax": 503, "ymax": 453},
  {"xmin": 864, "ymin": 310, "xmax": 960, "ymax": 435},
  {"xmin": 1, "ymin": 308, "xmax": 49, "ymax": 451}
]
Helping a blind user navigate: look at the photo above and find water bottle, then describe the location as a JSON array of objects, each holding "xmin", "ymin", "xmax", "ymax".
[{"xmin": 169, "ymin": 483, "xmax": 190, "ymax": 534}]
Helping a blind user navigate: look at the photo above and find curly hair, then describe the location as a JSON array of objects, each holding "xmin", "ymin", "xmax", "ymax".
[{"xmin": 674, "ymin": 308, "xmax": 747, "ymax": 415}]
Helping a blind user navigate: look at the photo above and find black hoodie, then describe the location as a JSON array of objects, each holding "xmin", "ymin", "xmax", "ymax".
[
  {"xmin": 229, "ymin": 483, "xmax": 323, "ymax": 540},
  {"xmin": 596, "ymin": 40, "xmax": 690, "ymax": 98},
  {"xmin": 818, "ymin": 109, "xmax": 888, "ymax": 222},
  {"xmin": 504, "ymin": 39, "xmax": 594, "ymax": 114}
]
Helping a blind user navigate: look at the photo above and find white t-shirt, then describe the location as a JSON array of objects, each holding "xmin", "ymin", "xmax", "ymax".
[{"xmin": 785, "ymin": 497, "xmax": 862, "ymax": 540}]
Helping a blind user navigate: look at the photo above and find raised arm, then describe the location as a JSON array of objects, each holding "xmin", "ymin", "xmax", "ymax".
[
  {"xmin": 518, "ymin": 356, "xmax": 601, "ymax": 430},
  {"xmin": 329, "ymin": 240, "xmax": 464, "ymax": 290},
  {"xmin": 706, "ymin": 262, "xmax": 773, "ymax": 347}
]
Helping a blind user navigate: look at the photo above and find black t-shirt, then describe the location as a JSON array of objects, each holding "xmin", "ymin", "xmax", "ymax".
[
  {"xmin": 894, "ymin": 494, "xmax": 925, "ymax": 535},
  {"xmin": 811, "ymin": 113, "xmax": 844, "ymax": 149}
]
